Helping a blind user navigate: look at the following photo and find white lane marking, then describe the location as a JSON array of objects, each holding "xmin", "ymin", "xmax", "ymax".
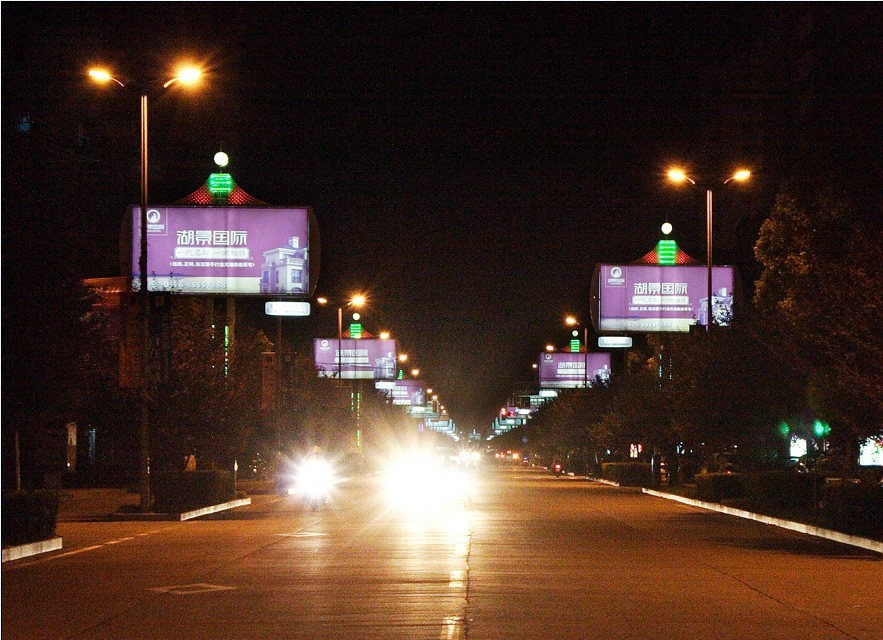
[
  {"xmin": 4, "ymin": 527, "xmax": 175, "ymax": 570},
  {"xmin": 147, "ymin": 583, "xmax": 235, "ymax": 595},
  {"xmin": 440, "ymin": 616, "xmax": 462, "ymax": 639}
]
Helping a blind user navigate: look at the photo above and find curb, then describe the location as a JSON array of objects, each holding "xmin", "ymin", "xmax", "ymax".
[
  {"xmin": 2, "ymin": 537, "xmax": 63, "ymax": 563},
  {"xmin": 587, "ymin": 477, "xmax": 621, "ymax": 487},
  {"xmin": 642, "ymin": 488, "xmax": 882, "ymax": 554},
  {"xmin": 110, "ymin": 498, "xmax": 252, "ymax": 522}
]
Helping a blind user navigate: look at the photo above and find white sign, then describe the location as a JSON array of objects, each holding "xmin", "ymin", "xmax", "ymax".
[
  {"xmin": 265, "ymin": 301, "xmax": 311, "ymax": 316},
  {"xmin": 598, "ymin": 336, "xmax": 633, "ymax": 348}
]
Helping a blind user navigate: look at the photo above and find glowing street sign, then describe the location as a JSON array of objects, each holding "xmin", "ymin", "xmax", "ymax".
[
  {"xmin": 598, "ymin": 336, "xmax": 632, "ymax": 348},
  {"xmin": 350, "ymin": 323, "xmax": 362, "ymax": 339},
  {"xmin": 570, "ymin": 339, "xmax": 580, "ymax": 352},
  {"xmin": 265, "ymin": 301, "xmax": 310, "ymax": 316}
]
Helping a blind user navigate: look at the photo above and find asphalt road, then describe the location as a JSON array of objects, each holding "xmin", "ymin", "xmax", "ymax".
[{"xmin": 3, "ymin": 465, "xmax": 879, "ymax": 639}]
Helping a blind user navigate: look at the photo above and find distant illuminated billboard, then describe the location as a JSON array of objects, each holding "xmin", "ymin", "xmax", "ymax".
[
  {"xmin": 127, "ymin": 206, "xmax": 317, "ymax": 296},
  {"xmin": 314, "ymin": 338, "xmax": 397, "ymax": 379},
  {"xmin": 383, "ymin": 380, "xmax": 426, "ymax": 406},
  {"xmin": 538, "ymin": 352, "xmax": 612, "ymax": 389},
  {"xmin": 859, "ymin": 436, "xmax": 883, "ymax": 466},
  {"xmin": 592, "ymin": 264, "xmax": 735, "ymax": 333}
]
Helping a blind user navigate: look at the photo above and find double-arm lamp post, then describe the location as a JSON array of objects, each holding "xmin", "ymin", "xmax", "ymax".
[
  {"xmin": 316, "ymin": 294, "xmax": 366, "ymax": 382},
  {"xmin": 88, "ymin": 65, "xmax": 202, "ymax": 512},
  {"xmin": 666, "ymin": 168, "xmax": 751, "ymax": 333}
]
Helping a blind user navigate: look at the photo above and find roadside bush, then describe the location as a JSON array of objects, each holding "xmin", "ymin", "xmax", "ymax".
[
  {"xmin": 151, "ymin": 471, "xmax": 234, "ymax": 513},
  {"xmin": 2, "ymin": 491, "xmax": 59, "ymax": 547},
  {"xmin": 745, "ymin": 471, "xmax": 823, "ymax": 514},
  {"xmin": 819, "ymin": 483, "xmax": 883, "ymax": 539},
  {"xmin": 695, "ymin": 472, "xmax": 746, "ymax": 502},
  {"xmin": 601, "ymin": 462, "xmax": 651, "ymax": 486}
]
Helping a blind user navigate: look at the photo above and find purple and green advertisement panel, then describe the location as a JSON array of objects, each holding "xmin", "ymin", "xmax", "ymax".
[
  {"xmin": 385, "ymin": 380, "xmax": 426, "ymax": 406},
  {"xmin": 538, "ymin": 352, "xmax": 612, "ymax": 389},
  {"xmin": 314, "ymin": 338, "xmax": 397, "ymax": 380},
  {"xmin": 591, "ymin": 264, "xmax": 735, "ymax": 333},
  {"xmin": 128, "ymin": 206, "xmax": 316, "ymax": 296}
]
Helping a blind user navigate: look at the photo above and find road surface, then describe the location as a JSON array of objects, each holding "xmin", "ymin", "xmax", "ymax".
[{"xmin": 3, "ymin": 465, "xmax": 879, "ymax": 639}]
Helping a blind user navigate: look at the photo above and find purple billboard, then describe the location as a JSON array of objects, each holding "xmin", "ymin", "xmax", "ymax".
[
  {"xmin": 538, "ymin": 352, "xmax": 612, "ymax": 389},
  {"xmin": 592, "ymin": 264, "xmax": 735, "ymax": 333},
  {"xmin": 314, "ymin": 338, "xmax": 397, "ymax": 380},
  {"xmin": 383, "ymin": 380, "xmax": 426, "ymax": 406},
  {"xmin": 129, "ymin": 206, "xmax": 315, "ymax": 296}
]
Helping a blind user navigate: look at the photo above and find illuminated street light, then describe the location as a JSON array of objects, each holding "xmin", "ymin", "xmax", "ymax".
[
  {"xmin": 565, "ymin": 316, "xmax": 577, "ymax": 326},
  {"xmin": 379, "ymin": 331, "xmax": 390, "ymax": 340},
  {"xmin": 545, "ymin": 344, "xmax": 555, "ymax": 352},
  {"xmin": 398, "ymin": 354, "xmax": 408, "ymax": 363},
  {"xmin": 214, "ymin": 151, "xmax": 229, "ymax": 168},
  {"xmin": 411, "ymin": 369, "xmax": 420, "ymax": 377},
  {"xmin": 163, "ymin": 65, "xmax": 202, "ymax": 88},
  {"xmin": 88, "ymin": 63, "xmax": 204, "ymax": 513},
  {"xmin": 667, "ymin": 167, "xmax": 752, "ymax": 333},
  {"xmin": 426, "ymin": 388, "xmax": 433, "ymax": 394},
  {"xmin": 317, "ymin": 296, "xmax": 329, "ymax": 305}
]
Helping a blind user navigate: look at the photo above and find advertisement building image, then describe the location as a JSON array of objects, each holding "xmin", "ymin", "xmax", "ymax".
[{"xmin": 261, "ymin": 236, "xmax": 308, "ymax": 295}]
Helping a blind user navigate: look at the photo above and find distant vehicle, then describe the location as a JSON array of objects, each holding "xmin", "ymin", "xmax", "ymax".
[
  {"xmin": 552, "ymin": 460, "xmax": 563, "ymax": 477},
  {"xmin": 276, "ymin": 454, "xmax": 339, "ymax": 510}
]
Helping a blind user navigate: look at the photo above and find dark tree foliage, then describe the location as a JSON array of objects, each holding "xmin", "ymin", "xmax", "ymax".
[{"xmin": 754, "ymin": 183, "xmax": 882, "ymax": 455}]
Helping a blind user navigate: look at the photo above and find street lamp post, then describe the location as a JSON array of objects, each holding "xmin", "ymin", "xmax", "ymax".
[
  {"xmin": 89, "ymin": 66, "xmax": 202, "ymax": 512},
  {"xmin": 667, "ymin": 168, "xmax": 751, "ymax": 333}
]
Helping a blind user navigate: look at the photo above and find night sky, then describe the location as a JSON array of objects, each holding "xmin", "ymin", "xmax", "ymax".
[{"xmin": 3, "ymin": 4, "xmax": 880, "ymax": 433}]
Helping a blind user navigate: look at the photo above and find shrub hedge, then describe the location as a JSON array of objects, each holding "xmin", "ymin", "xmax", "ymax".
[
  {"xmin": 2, "ymin": 491, "xmax": 59, "ymax": 547},
  {"xmin": 151, "ymin": 471, "xmax": 235, "ymax": 513},
  {"xmin": 820, "ymin": 483, "xmax": 883, "ymax": 539},
  {"xmin": 601, "ymin": 462, "xmax": 651, "ymax": 486},
  {"xmin": 745, "ymin": 471, "xmax": 823, "ymax": 514},
  {"xmin": 695, "ymin": 472, "xmax": 746, "ymax": 502}
]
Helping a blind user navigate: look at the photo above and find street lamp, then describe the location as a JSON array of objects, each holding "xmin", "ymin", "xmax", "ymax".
[
  {"xmin": 88, "ymin": 64, "xmax": 203, "ymax": 513},
  {"xmin": 316, "ymin": 293, "xmax": 366, "ymax": 381},
  {"xmin": 667, "ymin": 167, "xmax": 751, "ymax": 333}
]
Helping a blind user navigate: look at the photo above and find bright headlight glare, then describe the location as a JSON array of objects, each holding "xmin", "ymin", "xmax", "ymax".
[
  {"xmin": 382, "ymin": 454, "xmax": 472, "ymax": 511},
  {"xmin": 294, "ymin": 458, "xmax": 336, "ymax": 498}
]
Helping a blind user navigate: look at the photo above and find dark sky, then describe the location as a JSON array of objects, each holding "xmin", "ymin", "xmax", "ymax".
[{"xmin": 3, "ymin": 4, "xmax": 880, "ymax": 433}]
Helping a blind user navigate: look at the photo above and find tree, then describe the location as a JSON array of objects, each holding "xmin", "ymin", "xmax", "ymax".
[{"xmin": 754, "ymin": 183, "xmax": 883, "ymax": 464}]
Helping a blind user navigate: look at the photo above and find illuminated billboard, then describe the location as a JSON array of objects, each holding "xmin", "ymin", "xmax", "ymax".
[
  {"xmin": 538, "ymin": 352, "xmax": 612, "ymax": 389},
  {"xmin": 592, "ymin": 264, "xmax": 735, "ymax": 333},
  {"xmin": 128, "ymin": 206, "xmax": 317, "ymax": 296},
  {"xmin": 314, "ymin": 338, "xmax": 397, "ymax": 379},
  {"xmin": 387, "ymin": 380, "xmax": 426, "ymax": 406}
]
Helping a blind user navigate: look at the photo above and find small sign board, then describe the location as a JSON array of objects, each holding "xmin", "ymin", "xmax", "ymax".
[
  {"xmin": 598, "ymin": 336, "xmax": 632, "ymax": 348},
  {"xmin": 265, "ymin": 301, "xmax": 311, "ymax": 316}
]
